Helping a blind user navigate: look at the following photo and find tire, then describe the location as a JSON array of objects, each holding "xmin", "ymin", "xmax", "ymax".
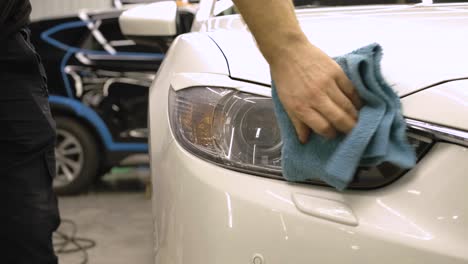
[{"xmin": 53, "ymin": 116, "xmax": 100, "ymax": 195}]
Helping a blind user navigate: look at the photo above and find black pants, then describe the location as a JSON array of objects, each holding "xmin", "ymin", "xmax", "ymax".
[{"xmin": 0, "ymin": 28, "xmax": 60, "ymax": 263}]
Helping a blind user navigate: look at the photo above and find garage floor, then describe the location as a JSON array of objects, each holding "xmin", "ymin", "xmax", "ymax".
[{"xmin": 56, "ymin": 167, "xmax": 154, "ymax": 264}]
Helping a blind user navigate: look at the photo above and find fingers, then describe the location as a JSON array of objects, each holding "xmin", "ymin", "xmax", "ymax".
[
  {"xmin": 325, "ymin": 83, "xmax": 358, "ymax": 120},
  {"xmin": 313, "ymin": 91, "xmax": 356, "ymax": 134},
  {"xmin": 295, "ymin": 108, "xmax": 337, "ymax": 139},
  {"xmin": 335, "ymin": 73, "xmax": 362, "ymax": 109},
  {"xmin": 289, "ymin": 115, "xmax": 311, "ymax": 144}
]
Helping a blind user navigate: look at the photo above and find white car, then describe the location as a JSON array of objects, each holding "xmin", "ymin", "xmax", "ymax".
[{"xmin": 121, "ymin": 1, "xmax": 468, "ymax": 263}]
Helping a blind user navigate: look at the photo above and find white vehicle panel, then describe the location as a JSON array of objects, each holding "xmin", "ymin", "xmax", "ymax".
[
  {"xmin": 153, "ymin": 140, "xmax": 468, "ymax": 264},
  {"xmin": 148, "ymin": 32, "xmax": 229, "ymax": 174},
  {"xmin": 207, "ymin": 5, "xmax": 468, "ymax": 96},
  {"xmin": 170, "ymin": 72, "xmax": 271, "ymax": 97},
  {"xmin": 147, "ymin": 3, "xmax": 468, "ymax": 264},
  {"xmin": 402, "ymin": 79, "xmax": 468, "ymax": 131}
]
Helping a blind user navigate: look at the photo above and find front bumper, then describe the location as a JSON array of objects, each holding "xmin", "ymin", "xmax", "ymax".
[{"xmin": 151, "ymin": 140, "xmax": 468, "ymax": 264}]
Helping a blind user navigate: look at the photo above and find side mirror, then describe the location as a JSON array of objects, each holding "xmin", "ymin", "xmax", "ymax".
[{"xmin": 119, "ymin": 1, "xmax": 177, "ymax": 37}]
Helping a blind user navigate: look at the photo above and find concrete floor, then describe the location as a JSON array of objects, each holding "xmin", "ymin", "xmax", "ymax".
[{"xmin": 56, "ymin": 168, "xmax": 154, "ymax": 264}]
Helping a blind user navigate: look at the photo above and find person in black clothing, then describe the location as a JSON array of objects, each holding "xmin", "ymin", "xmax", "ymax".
[{"xmin": 0, "ymin": 1, "xmax": 60, "ymax": 263}]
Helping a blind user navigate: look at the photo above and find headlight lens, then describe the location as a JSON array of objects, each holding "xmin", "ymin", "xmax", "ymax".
[
  {"xmin": 169, "ymin": 86, "xmax": 283, "ymax": 176},
  {"xmin": 213, "ymin": 91, "xmax": 282, "ymax": 170},
  {"xmin": 169, "ymin": 86, "xmax": 433, "ymax": 189}
]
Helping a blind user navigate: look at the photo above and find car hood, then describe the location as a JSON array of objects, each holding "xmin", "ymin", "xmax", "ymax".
[{"xmin": 207, "ymin": 4, "xmax": 468, "ymax": 96}]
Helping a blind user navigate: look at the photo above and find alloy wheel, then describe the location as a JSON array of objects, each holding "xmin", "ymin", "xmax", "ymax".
[{"xmin": 53, "ymin": 128, "xmax": 84, "ymax": 188}]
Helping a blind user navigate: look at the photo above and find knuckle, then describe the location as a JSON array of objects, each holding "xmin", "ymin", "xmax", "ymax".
[
  {"xmin": 314, "ymin": 122, "xmax": 332, "ymax": 135},
  {"xmin": 323, "ymin": 79, "xmax": 336, "ymax": 89},
  {"xmin": 313, "ymin": 94, "xmax": 330, "ymax": 108},
  {"xmin": 344, "ymin": 101, "xmax": 356, "ymax": 113},
  {"xmin": 340, "ymin": 83, "xmax": 353, "ymax": 95},
  {"xmin": 354, "ymin": 92, "xmax": 363, "ymax": 103},
  {"xmin": 350, "ymin": 89, "xmax": 360, "ymax": 99},
  {"xmin": 331, "ymin": 70, "xmax": 343, "ymax": 81},
  {"xmin": 315, "ymin": 76, "xmax": 333, "ymax": 89},
  {"xmin": 291, "ymin": 102, "xmax": 307, "ymax": 113},
  {"xmin": 334, "ymin": 112, "xmax": 350, "ymax": 125},
  {"xmin": 330, "ymin": 64, "xmax": 344, "ymax": 77},
  {"xmin": 311, "ymin": 89, "xmax": 328, "ymax": 100}
]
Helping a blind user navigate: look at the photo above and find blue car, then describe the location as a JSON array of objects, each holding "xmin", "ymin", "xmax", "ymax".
[{"xmin": 30, "ymin": 6, "xmax": 196, "ymax": 194}]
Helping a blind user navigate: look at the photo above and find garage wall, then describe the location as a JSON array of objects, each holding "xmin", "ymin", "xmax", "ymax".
[{"xmin": 30, "ymin": 0, "xmax": 113, "ymax": 21}]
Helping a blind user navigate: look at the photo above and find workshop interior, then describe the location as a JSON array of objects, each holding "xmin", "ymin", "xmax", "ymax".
[{"xmin": 8, "ymin": 0, "xmax": 468, "ymax": 263}]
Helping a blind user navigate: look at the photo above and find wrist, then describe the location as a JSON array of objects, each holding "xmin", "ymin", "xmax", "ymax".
[{"xmin": 262, "ymin": 32, "xmax": 312, "ymax": 67}]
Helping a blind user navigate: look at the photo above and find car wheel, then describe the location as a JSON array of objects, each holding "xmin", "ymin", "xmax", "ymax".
[{"xmin": 53, "ymin": 116, "xmax": 99, "ymax": 195}]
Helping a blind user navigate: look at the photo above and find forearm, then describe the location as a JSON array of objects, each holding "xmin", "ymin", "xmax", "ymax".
[{"xmin": 232, "ymin": 0, "xmax": 309, "ymax": 65}]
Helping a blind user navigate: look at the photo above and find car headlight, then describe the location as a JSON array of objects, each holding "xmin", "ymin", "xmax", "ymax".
[{"xmin": 169, "ymin": 86, "xmax": 434, "ymax": 189}]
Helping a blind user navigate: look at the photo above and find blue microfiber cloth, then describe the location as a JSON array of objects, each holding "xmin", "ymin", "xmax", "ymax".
[{"xmin": 272, "ymin": 43, "xmax": 416, "ymax": 191}]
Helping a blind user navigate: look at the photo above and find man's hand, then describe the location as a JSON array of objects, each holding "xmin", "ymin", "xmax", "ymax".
[
  {"xmin": 233, "ymin": 0, "xmax": 362, "ymax": 143},
  {"xmin": 271, "ymin": 42, "xmax": 362, "ymax": 142}
]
